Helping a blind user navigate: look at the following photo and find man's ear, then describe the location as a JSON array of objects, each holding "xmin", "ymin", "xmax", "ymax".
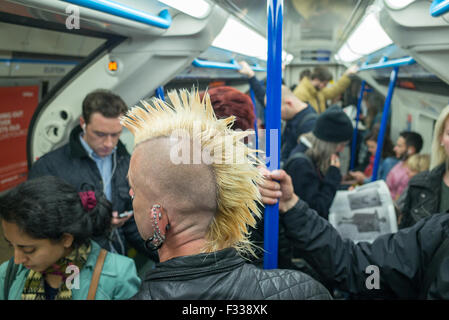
[{"xmin": 80, "ymin": 117, "xmax": 86, "ymax": 131}]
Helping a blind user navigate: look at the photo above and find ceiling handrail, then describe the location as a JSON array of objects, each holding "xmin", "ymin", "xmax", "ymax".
[
  {"xmin": 430, "ymin": 0, "xmax": 449, "ymax": 17},
  {"xmin": 359, "ymin": 56, "xmax": 415, "ymax": 71},
  {"xmin": 61, "ymin": 0, "xmax": 172, "ymax": 29},
  {"xmin": 192, "ymin": 58, "xmax": 266, "ymax": 71}
]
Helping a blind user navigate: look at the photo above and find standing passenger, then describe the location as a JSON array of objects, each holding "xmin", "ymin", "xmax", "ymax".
[
  {"xmin": 293, "ymin": 65, "xmax": 358, "ymax": 114},
  {"xmin": 283, "ymin": 106, "xmax": 353, "ymax": 219},
  {"xmin": 28, "ymin": 90, "xmax": 156, "ymax": 262},
  {"xmin": 280, "ymin": 85, "xmax": 317, "ymax": 162},
  {"xmin": 0, "ymin": 176, "xmax": 140, "ymax": 300},
  {"xmin": 124, "ymin": 89, "xmax": 331, "ymax": 300},
  {"xmin": 399, "ymin": 104, "xmax": 449, "ymax": 228}
]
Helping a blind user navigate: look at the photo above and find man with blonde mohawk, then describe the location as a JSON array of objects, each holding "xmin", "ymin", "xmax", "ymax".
[{"xmin": 123, "ymin": 89, "xmax": 331, "ymax": 300}]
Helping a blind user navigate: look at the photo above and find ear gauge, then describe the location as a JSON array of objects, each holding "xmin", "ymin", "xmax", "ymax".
[{"xmin": 144, "ymin": 204, "xmax": 167, "ymax": 251}]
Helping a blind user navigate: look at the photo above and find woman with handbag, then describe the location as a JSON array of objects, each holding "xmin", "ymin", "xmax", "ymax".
[{"xmin": 0, "ymin": 176, "xmax": 141, "ymax": 300}]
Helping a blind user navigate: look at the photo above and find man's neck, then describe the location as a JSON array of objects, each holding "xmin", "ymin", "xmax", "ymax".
[
  {"xmin": 288, "ymin": 102, "xmax": 309, "ymax": 120},
  {"xmin": 158, "ymin": 237, "xmax": 209, "ymax": 263}
]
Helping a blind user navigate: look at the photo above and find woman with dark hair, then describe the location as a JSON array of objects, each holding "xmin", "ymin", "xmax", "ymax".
[
  {"xmin": 349, "ymin": 127, "xmax": 396, "ymax": 184},
  {"xmin": 0, "ymin": 176, "xmax": 140, "ymax": 300}
]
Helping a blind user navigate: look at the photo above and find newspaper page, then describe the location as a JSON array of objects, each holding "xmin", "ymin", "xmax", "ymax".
[{"xmin": 328, "ymin": 180, "xmax": 398, "ymax": 243}]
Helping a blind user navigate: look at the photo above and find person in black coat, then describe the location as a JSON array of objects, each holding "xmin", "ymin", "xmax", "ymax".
[
  {"xmin": 259, "ymin": 168, "xmax": 449, "ymax": 299},
  {"xmin": 284, "ymin": 106, "xmax": 353, "ymax": 219},
  {"xmin": 399, "ymin": 104, "xmax": 449, "ymax": 228},
  {"xmin": 124, "ymin": 89, "xmax": 331, "ymax": 300}
]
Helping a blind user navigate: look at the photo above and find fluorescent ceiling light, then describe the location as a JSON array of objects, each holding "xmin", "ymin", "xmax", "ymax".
[
  {"xmin": 158, "ymin": 0, "xmax": 210, "ymax": 18},
  {"xmin": 385, "ymin": 0, "xmax": 416, "ymax": 10},
  {"xmin": 345, "ymin": 12, "xmax": 392, "ymax": 56},
  {"xmin": 335, "ymin": 43, "xmax": 362, "ymax": 63},
  {"xmin": 212, "ymin": 16, "xmax": 268, "ymax": 60}
]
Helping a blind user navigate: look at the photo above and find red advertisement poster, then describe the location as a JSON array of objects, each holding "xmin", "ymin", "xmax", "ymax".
[{"xmin": 0, "ymin": 86, "xmax": 39, "ymax": 192}]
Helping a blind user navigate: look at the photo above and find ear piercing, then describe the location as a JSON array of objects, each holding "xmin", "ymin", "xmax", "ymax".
[{"xmin": 144, "ymin": 204, "xmax": 166, "ymax": 251}]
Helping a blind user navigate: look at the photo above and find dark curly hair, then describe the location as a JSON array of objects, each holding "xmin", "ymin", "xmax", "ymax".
[
  {"xmin": 201, "ymin": 86, "xmax": 256, "ymax": 131},
  {"xmin": 0, "ymin": 176, "xmax": 112, "ymax": 248}
]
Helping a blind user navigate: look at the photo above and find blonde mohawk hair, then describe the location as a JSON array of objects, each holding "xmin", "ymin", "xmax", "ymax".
[{"xmin": 121, "ymin": 88, "xmax": 263, "ymax": 257}]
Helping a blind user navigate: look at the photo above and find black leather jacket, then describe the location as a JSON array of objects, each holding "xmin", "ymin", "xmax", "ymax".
[
  {"xmin": 281, "ymin": 199, "xmax": 449, "ymax": 299},
  {"xmin": 399, "ymin": 163, "xmax": 446, "ymax": 229},
  {"xmin": 133, "ymin": 248, "xmax": 331, "ymax": 300}
]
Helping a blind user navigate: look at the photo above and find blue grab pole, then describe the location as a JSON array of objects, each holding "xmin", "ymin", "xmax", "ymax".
[
  {"xmin": 349, "ymin": 80, "xmax": 366, "ymax": 170},
  {"xmin": 155, "ymin": 86, "xmax": 165, "ymax": 101},
  {"xmin": 249, "ymin": 89, "xmax": 259, "ymax": 154},
  {"xmin": 371, "ymin": 67, "xmax": 399, "ymax": 182},
  {"xmin": 263, "ymin": 0, "xmax": 283, "ymax": 270}
]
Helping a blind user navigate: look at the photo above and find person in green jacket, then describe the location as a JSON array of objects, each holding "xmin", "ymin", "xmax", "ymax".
[
  {"xmin": 0, "ymin": 176, "xmax": 141, "ymax": 300},
  {"xmin": 293, "ymin": 65, "xmax": 359, "ymax": 114}
]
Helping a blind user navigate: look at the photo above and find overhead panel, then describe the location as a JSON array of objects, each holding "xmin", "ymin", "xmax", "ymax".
[
  {"xmin": 212, "ymin": 0, "xmax": 372, "ymax": 63},
  {"xmin": 380, "ymin": 0, "xmax": 449, "ymax": 85}
]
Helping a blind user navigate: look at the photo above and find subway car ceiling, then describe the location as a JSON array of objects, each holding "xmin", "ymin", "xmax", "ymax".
[{"xmin": 0, "ymin": 0, "xmax": 448, "ymax": 163}]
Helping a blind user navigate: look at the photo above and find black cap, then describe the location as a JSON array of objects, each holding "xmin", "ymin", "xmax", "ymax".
[{"xmin": 313, "ymin": 106, "xmax": 353, "ymax": 143}]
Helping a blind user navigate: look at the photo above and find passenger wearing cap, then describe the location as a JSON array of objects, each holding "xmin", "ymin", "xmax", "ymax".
[{"xmin": 283, "ymin": 106, "xmax": 353, "ymax": 220}]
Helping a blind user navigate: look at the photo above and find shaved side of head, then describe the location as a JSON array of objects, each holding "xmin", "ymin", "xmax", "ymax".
[{"xmin": 132, "ymin": 137, "xmax": 217, "ymax": 218}]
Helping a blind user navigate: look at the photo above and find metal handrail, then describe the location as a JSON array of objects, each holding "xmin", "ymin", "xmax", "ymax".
[
  {"xmin": 155, "ymin": 86, "xmax": 165, "ymax": 101},
  {"xmin": 359, "ymin": 56, "xmax": 415, "ymax": 71},
  {"xmin": 371, "ymin": 67, "xmax": 399, "ymax": 182},
  {"xmin": 192, "ymin": 58, "xmax": 266, "ymax": 71},
  {"xmin": 263, "ymin": 0, "xmax": 283, "ymax": 270},
  {"xmin": 430, "ymin": 0, "xmax": 449, "ymax": 17},
  {"xmin": 61, "ymin": 0, "xmax": 172, "ymax": 29}
]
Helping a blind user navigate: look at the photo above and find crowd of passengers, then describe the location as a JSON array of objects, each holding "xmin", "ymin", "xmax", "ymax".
[{"xmin": 1, "ymin": 63, "xmax": 449, "ymax": 300}]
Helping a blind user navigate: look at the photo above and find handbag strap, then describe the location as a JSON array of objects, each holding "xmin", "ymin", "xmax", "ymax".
[{"xmin": 87, "ymin": 249, "xmax": 107, "ymax": 300}]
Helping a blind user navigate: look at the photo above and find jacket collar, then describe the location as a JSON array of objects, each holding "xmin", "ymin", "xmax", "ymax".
[
  {"xmin": 409, "ymin": 162, "xmax": 445, "ymax": 188},
  {"xmin": 144, "ymin": 248, "xmax": 245, "ymax": 281},
  {"xmin": 69, "ymin": 125, "xmax": 129, "ymax": 159}
]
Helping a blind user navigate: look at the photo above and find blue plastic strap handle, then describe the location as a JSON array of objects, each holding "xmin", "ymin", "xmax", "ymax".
[
  {"xmin": 359, "ymin": 57, "xmax": 415, "ymax": 71},
  {"xmin": 371, "ymin": 67, "xmax": 399, "ymax": 182},
  {"xmin": 349, "ymin": 80, "xmax": 366, "ymax": 171},
  {"xmin": 155, "ymin": 86, "xmax": 165, "ymax": 101},
  {"xmin": 61, "ymin": 0, "xmax": 172, "ymax": 29},
  {"xmin": 430, "ymin": 0, "xmax": 449, "ymax": 17},
  {"xmin": 249, "ymin": 89, "xmax": 259, "ymax": 154},
  {"xmin": 263, "ymin": 0, "xmax": 283, "ymax": 270},
  {"xmin": 192, "ymin": 59, "xmax": 266, "ymax": 71}
]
